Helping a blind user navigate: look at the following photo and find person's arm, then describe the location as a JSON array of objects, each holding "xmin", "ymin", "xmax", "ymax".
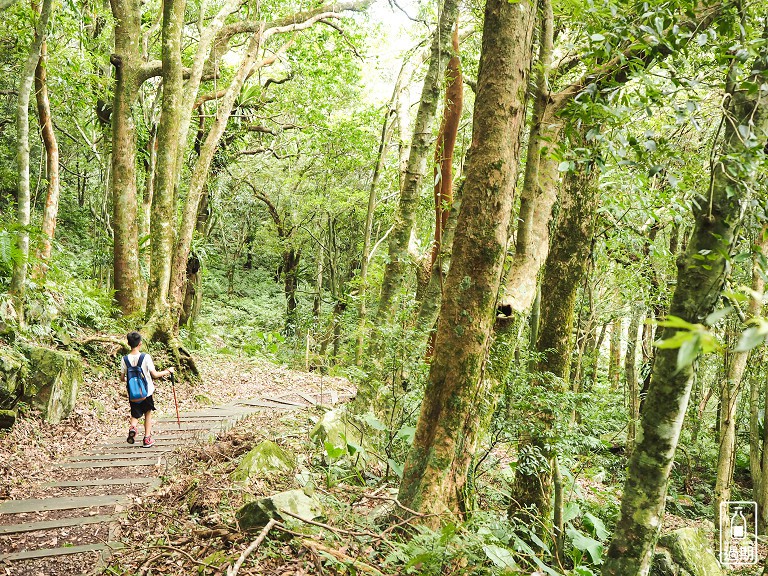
[{"xmin": 148, "ymin": 356, "xmax": 175, "ymax": 379}]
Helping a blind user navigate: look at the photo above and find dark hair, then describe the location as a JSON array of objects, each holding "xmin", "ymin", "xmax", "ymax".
[{"xmin": 127, "ymin": 331, "xmax": 142, "ymax": 348}]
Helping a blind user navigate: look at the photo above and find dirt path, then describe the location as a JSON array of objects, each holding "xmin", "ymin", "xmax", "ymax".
[{"xmin": 0, "ymin": 355, "xmax": 353, "ymax": 575}]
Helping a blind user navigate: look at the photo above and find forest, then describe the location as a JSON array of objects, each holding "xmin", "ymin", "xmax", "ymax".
[{"xmin": 1, "ymin": 0, "xmax": 768, "ymax": 574}]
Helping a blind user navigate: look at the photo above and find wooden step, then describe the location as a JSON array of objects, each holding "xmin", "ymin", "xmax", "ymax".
[
  {"xmin": 0, "ymin": 494, "xmax": 128, "ymax": 514},
  {"xmin": 59, "ymin": 458, "xmax": 162, "ymax": 469},
  {"xmin": 69, "ymin": 451, "xmax": 173, "ymax": 461},
  {"xmin": 43, "ymin": 478, "xmax": 161, "ymax": 489},
  {"xmin": 0, "ymin": 514, "xmax": 117, "ymax": 535},
  {"xmin": 1, "ymin": 542, "xmax": 124, "ymax": 561}
]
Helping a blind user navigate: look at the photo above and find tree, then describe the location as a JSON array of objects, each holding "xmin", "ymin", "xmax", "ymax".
[
  {"xmin": 397, "ymin": 0, "xmax": 536, "ymax": 521},
  {"xmin": 9, "ymin": 0, "xmax": 53, "ymax": 320},
  {"xmin": 602, "ymin": 37, "xmax": 768, "ymax": 576}
]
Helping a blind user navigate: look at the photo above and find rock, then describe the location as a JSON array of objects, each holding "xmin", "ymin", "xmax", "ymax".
[
  {"xmin": 651, "ymin": 549, "xmax": 681, "ymax": 576},
  {"xmin": 0, "ymin": 408, "xmax": 17, "ymax": 429},
  {"xmin": 0, "ymin": 347, "xmax": 28, "ymax": 410},
  {"xmin": 654, "ymin": 527, "xmax": 722, "ymax": 576},
  {"xmin": 236, "ymin": 489, "xmax": 323, "ymax": 531},
  {"xmin": 231, "ymin": 440, "xmax": 295, "ymax": 483},
  {"xmin": 21, "ymin": 345, "xmax": 82, "ymax": 424}
]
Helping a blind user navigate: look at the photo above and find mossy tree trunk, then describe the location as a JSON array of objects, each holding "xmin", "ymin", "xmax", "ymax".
[
  {"xmin": 626, "ymin": 308, "xmax": 642, "ymax": 452},
  {"xmin": 714, "ymin": 231, "xmax": 767, "ymax": 532},
  {"xmin": 10, "ymin": 0, "xmax": 53, "ymax": 320},
  {"xmin": 397, "ymin": 0, "xmax": 535, "ymax": 522},
  {"xmin": 609, "ymin": 318, "xmax": 622, "ymax": 390},
  {"xmin": 749, "ymin": 347, "xmax": 768, "ymax": 531},
  {"xmin": 508, "ymin": 139, "xmax": 599, "ymax": 535},
  {"xmin": 602, "ymin": 52, "xmax": 768, "ymax": 576},
  {"xmin": 109, "ymin": 0, "xmax": 147, "ymax": 316}
]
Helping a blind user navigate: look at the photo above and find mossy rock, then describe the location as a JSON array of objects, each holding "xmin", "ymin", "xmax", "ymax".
[
  {"xmin": 656, "ymin": 527, "xmax": 722, "ymax": 576},
  {"xmin": 20, "ymin": 345, "xmax": 82, "ymax": 424},
  {"xmin": 236, "ymin": 489, "xmax": 323, "ymax": 531},
  {"xmin": 232, "ymin": 440, "xmax": 295, "ymax": 484},
  {"xmin": 0, "ymin": 408, "xmax": 17, "ymax": 430},
  {"xmin": 0, "ymin": 347, "xmax": 28, "ymax": 410},
  {"xmin": 194, "ymin": 393, "xmax": 214, "ymax": 405}
]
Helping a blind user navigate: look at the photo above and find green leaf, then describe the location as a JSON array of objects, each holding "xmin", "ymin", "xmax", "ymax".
[
  {"xmin": 567, "ymin": 527, "xmax": 604, "ymax": 564},
  {"xmin": 676, "ymin": 333, "xmax": 700, "ymax": 373},
  {"xmin": 360, "ymin": 412, "xmax": 387, "ymax": 431},
  {"xmin": 396, "ymin": 425, "xmax": 416, "ymax": 443},
  {"xmin": 735, "ymin": 326, "xmax": 766, "ymax": 352},
  {"xmin": 387, "ymin": 458, "xmax": 403, "ymax": 478},
  {"xmin": 655, "ymin": 315, "xmax": 697, "ymax": 330},
  {"xmin": 583, "ymin": 512, "xmax": 609, "ymax": 541},
  {"xmin": 563, "ymin": 502, "xmax": 581, "ymax": 523},
  {"xmin": 483, "ymin": 544, "xmax": 519, "ymax": 569},
  {"xmin": 558, "ymin": 161, "xmax": 571, "ymax": 172},
  {"xmin": 655, "ymin": 330, "xmax": 694, "ymax": 349},
  {"xmin": 590, "ymin": 33, "xmax": 606, "ymax": 42},
  {"xmin": 705, "ymin": 307, "xmax": 732, "ymax": 326}
]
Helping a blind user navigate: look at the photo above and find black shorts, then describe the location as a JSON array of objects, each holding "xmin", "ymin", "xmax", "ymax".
[{"xmin": 129, "ymin": 395, "xmax": 155, "ymax": 419}]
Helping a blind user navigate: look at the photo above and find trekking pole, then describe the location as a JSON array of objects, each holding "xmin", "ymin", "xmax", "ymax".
[{"xmin": 170, "ymin": 371, "xmax": 181, "ymax": 430}]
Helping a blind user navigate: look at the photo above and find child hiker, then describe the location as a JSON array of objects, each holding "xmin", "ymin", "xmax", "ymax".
[{"xmin": 121, "ymin": 331, "xmax": 175, "ymax": 448}]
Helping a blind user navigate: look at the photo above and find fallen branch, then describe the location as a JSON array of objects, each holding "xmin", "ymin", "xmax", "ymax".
[
  {"xmin": 228, "ymin": 518, "xmax": 277, "ymax": 576},
  {"xmin": 302, "ymin": 539, "xmax": 385, "ymax": 576},
  {"xmin": 279, "ymin": 509, "xmax": 380, "ymax": 539},
  {"xmin": 359, "ymin": 493, "xmax": 426, "ymax": 518}
]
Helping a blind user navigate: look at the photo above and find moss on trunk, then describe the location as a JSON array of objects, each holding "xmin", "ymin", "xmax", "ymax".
[{"xmin": 397, "ymin": 0, "xmax": 535, "ymax": 522}]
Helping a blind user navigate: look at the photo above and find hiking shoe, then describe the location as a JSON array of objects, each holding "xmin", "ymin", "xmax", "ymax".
[
  {"xmin": 142, "ymin": 436, "xmax": 155, "ymax": 448},
  {"xmin": 127, "ymin": 426, "xmax": 137, "ymax": 444}
]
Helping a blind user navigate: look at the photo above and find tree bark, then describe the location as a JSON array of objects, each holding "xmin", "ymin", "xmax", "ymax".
[
  {"xmin": 750, "ymin": 348, "xmax": 768, "ymax": 531},
  {"xmin": 509, "ymin": 138, "xmax": 599, "ymax": 533},
  {"xmin": 602, "ymin": 50, "xmax": 768, "ymax": 576},
  {"xmin": 626, "ymin": 308, "xmax": 642, "ymax": 452},
  {"xmin": 609, "ymin": 317, "xmax": 622, "ymax": 390},
  {"xmin": 10, "ymin": 0, "xmax": 53, "ymax": 319},
  {"xmin": 373, "ymin": 0, "xmax": 459, "ymax": 332},
  {"xmin": 714, "ymin": 232, "xmax": 767, "ymax": 533},
  {"xmin": 397, "ymin": 0, "xmax": 535, "ymax": 522},
  {"xmin": 146, "ymin": 0, "xmax": 186, "ymax": 338},
  {"xmin": 110, "ymin": 0, "xmax": 145, "ymax": 316},
  {"xmin": 33, "ymin": 30, "xmax": 59, "ymax": 276}
]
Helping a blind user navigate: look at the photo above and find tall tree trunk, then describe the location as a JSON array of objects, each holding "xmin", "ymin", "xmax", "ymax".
[
  {"xmin": 140, "ymin": 124, "xmax": 157, "ymax": 304},
  {"xmin": 284, "ymin": 247, "xmax": 300, "ymax": 335},
  {"xmin": 602, "ymin": 51, "xmax": 768, "ymax": 576},
  {"xmin": 10, "ymin": 0, "xmax": 53, "ymax": 320},
  {"xmin": 750, "ymin": 348, "xmax": 768, "ymax": 531},
  {"xmin": 714, "ymin": 232, "xmax": 767, "ymax": 533},
  {"xmin": 33, "ymin": 31, "xmax": 59, "ymax": 276},
  {"xmin": 109, "ymin": 0, "xmax": 145, "ymax": 316},
  {"xmin": 373, "ymin": 0, "xmax": 459, "ymax": 333},
  {"xmin": 609, "ymin": 317, "xmax": 622, "ymax": 390},
  {"xmin": 355, "ymin": 109, "xmax": 394, "ymax": 364},
  {"xmin": 146, "ymin": 0, "xmax": 186, "ymax": 338},
  {"xmin": 626, "ymin": 308, "xmax": 642, "ymax": 452},
  {"xmin": 397, "ymin": 0, "xmax": 535, "ymax": 522},
  {"xmin": 509, "ymin": 139, "xmax": 599, "ymax": 534}
]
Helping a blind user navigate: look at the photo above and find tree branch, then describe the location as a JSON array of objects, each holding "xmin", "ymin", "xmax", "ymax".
[{"xmin": 551, "ymin": 2, "xmax": 723, "ymax": 113}]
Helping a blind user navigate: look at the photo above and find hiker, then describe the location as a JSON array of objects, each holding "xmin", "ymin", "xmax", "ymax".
[{"xmin": 121, "ymin": 331, "xmax": 175, "ymax": 448}]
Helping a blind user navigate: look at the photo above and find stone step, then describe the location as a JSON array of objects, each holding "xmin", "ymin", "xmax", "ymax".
[
  {"xmin": 1, "ymin": 542, "xmax": 124, "ymax": 561},
  {"xmin": 0, "ymin": 514, "xmax": 117, "ymax": 535},
  {"xmin": 59, "ymin": 457, "xmax": 163, "ymax": 469},
  {"xmin": 0, "ymin": 494, "xmax": 128, "ymax": 514},
  {"xmin": 42, "ymin": 478, "xmax": 161, "ymax": 489}
]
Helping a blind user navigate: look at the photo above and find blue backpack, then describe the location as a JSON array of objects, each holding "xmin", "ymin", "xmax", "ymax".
[{"xmin": 124, "ymin": 353, "xmax": 148, "ymax": 403}]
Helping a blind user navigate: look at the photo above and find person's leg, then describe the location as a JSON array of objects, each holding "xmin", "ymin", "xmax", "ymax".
[
  {"xmin": 127, "ymin": 411, "xmax": 138, "ymax": 443},
  {"xmin": 143, "ymin": 410, "xmax": 152, "ymax": 438}
]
